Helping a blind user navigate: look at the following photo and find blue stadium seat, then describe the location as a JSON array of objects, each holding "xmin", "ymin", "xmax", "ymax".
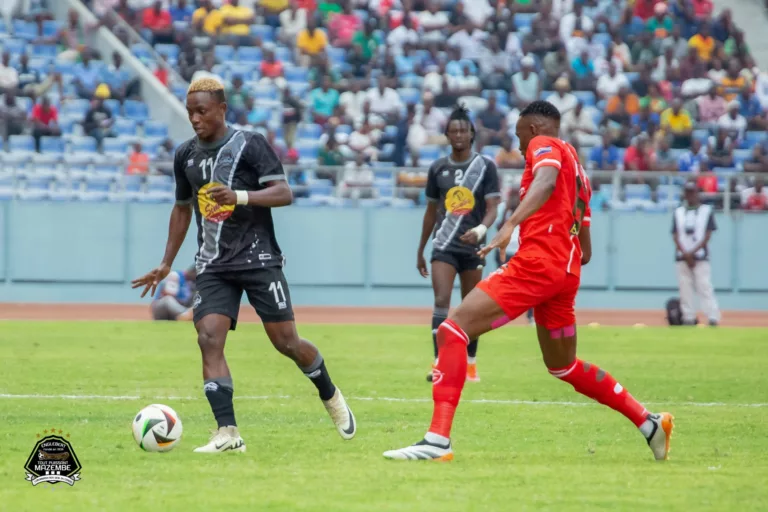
[
  {"xmin": 287, "ymin": 81, "xmax": 309, "ymax": 98},
  {"xmin": 624, "ymin": 184, "xmax": 652, "ymax": 200},
  {"xmin": 104, "ymin": 99, "xmax": 122, "ymax": 116},
  {"xmin": 285, "ymin": 67, "xmax": 309, "ymax": 82},
  {"xmin": 419, "ymin": 145, "xmax": 441, "ymax": 162},
  {"xmin": 574, "ymin": 91, "xmax": 597, "ymax": 106},
  {"xmin": 61, "ymin": 99, "xmax": 90, "ymax": 118},
  {"xmin": 482, "ymin": 90, "xmax": 509, "ymax": 106},
  {"xmin": 215, "ymin": 45, "xmax": 236, "ymax": 61},
  {"xmin": 54, "ymin": 60, "xmax": 76, "ymax": 77},
  {"xmin": 335, "ymin": 125, "xmax": 352, "ymax": 136},
  {"xmin": 85, "ymin": 173, "xmax": 115, "ymax": 192},
  {"xmin": 592, "ymin": 33, "xmax": 612, "ymax": 50},
  {"xmin": 122, "ymin": 174, "xmax": 144, "ymax": 192},
  {"xmin": 399, "ymin": 75, "xmax": 424, "ymax": 89},
  {"xmin": 42, "ymin": 20, "xmax": 60, "ymax": 37},
  {"xmin": 0, "ymin": 172, "xmax": 13, "ymax": 188},
  {"xmin": 250, "ymin": 25, "xmax": 275, "ymax": 42},
  {"xmin": 326, "ymin": 47, "xmax": 346, "ymax": 65},
  {"xmin": 9, "ymin": 135, "xmax": 35, "ymax": 153},
  {"xmin": 123, "ymin": 100, "xmax": 149, "ymax": 122},
  {"xmin": 309, "ymin": 179, "xmax": 334, "ymax": 196},
  {"xmin": 144, "ymin": 120, "xmax": 168, "ymax": 138},
  {"xmin": 147, "ymin": 174, "xmax": 174, "ymax": 192},
  {"xmin": 274, "ymin": 46, "xmax": 292, "ymax": 62},
  {"xmin": 112, "ymin": 118, "xmax": 136, "ymax": 137},
  {"xmin": 93, "ymin": 164, "xmax": 121, "ymax": 175},
  {"xmin": 744, "ymin": 131, "xmax": 767, "ymax": 148},
  {"xmin": 397, "ymin": 88, "xmax": 421, "ymax": 105},
  {"xmin": 39, "ymin": 136, "xmax": 64, "ymax": 154},
  {"xmin": 252, "ymin": 85, "xmax": 278, "ymax": 101},
  {"xmin": 296, "ymin": 141, "xmax": 320, "ymax": 161},
  {"xmin": 102, "ymin": 138, "xmax": 128, "ymax": 156},
  {"xmin": 154, "ymin": 43, "xmax": 180, "ymax": 60},
  {"xmin": 31, "ymin": 44, "xmax": 57, "ymax": 58},
  {"xmin": 228, "ymin": 62, "xmax": 257, "ymax": 80},
  {"xmin": 25, "ymin": 175, "xmax": 53, "ymax": 191},
  {"xmin": 515, "ymin": 13, "xmax": 534, "ymax": 29},
  {"xmin": 70, "ymin": 136, "xmax": 98, "ymax": 153},
  {"xmin": 3, "ymin": 38, "xmax": 26, "ymax": 54},
  {"xmin": 130, "ymin": 43, "xmax": 152, "ymax": 62},
  {"xmin": 395, "ymin": 55, "xmax": 415, "ymax": 75},
  {"xmin": 15, "ymin": 96, "xmax": 33, "ymax": 113},
  {"xmin": 656, "ymin": 185, "xmax": 681, "ymax": 202},
  {"xmin": 13, "ymin": 20, "xmax": 37, "ymax": 40},
  {"xmin": 298, "ymin": 124, "xmax": 323, "ymax": 139},
  {"xmin": 141, "ymin": 138, "xmax": 164, "ymax": 156},
  {"xmin": 733, "ymin": 149, "xmax": 752, "ymax": 166}
]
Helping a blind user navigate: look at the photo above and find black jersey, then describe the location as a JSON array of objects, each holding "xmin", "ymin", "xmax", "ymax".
[
  {"xmin": 174, "ymin": 128, "xmax": 287, "ymax": 275},
  {"xmin": 425, "ymin": 153, "xmax": 501, "ymax": 255}
]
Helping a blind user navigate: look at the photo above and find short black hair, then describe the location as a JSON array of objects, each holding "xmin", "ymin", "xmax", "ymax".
[
  {"xmin": 519, "ymin": 100, "xmax": 562, "ymax": 121},
  {"xmin": 445, "ymin": 103, "xmax": 475, "ymax": 142}
]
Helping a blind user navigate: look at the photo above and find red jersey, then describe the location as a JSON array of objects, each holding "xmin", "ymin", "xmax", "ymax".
[{"xmin": 517, "ymin": 136, "xmax": 592, "ymax": 276}]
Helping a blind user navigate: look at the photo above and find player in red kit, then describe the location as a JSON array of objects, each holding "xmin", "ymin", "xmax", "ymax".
[{"xmin": 384, "ymin": 101, "xmax": 674, "ymax": 462}]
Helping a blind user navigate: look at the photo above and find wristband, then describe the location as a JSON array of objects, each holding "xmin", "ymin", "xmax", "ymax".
[
  {"xmin": 471, "ymin": 224, "xmax": 488, "ymax": 239},
  {"xmin": 235, "ymin": 190, "xmax": 249, "ymax": 205}
]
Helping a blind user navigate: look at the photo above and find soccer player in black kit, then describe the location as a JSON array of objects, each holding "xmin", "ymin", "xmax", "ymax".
[
  {"xmin": 132, "ymin": 78, "xmax": 356, "ymax": 453},
  {"xmin": 417, "ymin": 105, "xmax": 501, "ymax": 383}
]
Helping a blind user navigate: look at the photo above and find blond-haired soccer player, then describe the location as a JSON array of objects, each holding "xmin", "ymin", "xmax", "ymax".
[{"xmin": 132, "ymin": 78, "xmax": 356, "ymax": 453}]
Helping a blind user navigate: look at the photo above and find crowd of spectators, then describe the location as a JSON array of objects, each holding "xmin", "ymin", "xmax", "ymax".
[{"xmin": 2, "ymin": 0, "xmax": 768, "ymax": 209}]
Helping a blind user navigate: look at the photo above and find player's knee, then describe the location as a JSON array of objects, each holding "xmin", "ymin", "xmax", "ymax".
[
  {"xmin": 433, "ymin": 293, "xmax": 451, "ymax": 310},
  {"xmin": 197, "ymin": 328, "xmax": 224, "ymax": 355},
  {"xmin": 267, "ymin": 325, "xmax": 300, "ymax": 357}
]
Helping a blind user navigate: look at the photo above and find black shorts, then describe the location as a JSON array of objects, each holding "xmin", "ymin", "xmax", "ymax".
[
  {"xmin": 192, "ymin": 267, "xmax": 295, "ymax": 330},
  {"xmin": 431, "ymin": 250, "xmax": 485, "ymax": 274}
]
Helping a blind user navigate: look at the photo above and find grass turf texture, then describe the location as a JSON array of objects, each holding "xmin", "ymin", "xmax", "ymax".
[{"xmin": 1, "ymin": 321, "xmax": 766, "ymax": 511}]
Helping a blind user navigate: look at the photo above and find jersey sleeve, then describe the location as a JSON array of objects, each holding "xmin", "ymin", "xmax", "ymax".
[
  {"xmin": 425, "ymin": 161, "xmax": 440, "ymax": 202},
  {"xmin": 245, "ymin": 133, "xmax": 287, "ymax": 186},
  {"xmin": 173, "ymin": 144, "xmax": 193, "ymax": 205},
  {"xmin": 526, "ymin": 137, "xmax": 563, "ymax": 174},
  {"xmin": 482, "ymin": 158, "xmax": 502, "ymax": 199}
]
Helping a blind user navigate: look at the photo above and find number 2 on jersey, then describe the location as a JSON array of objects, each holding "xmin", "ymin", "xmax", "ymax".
[{"xmin": 198, "ymin": 157, "xmax": 214, "ymax": 180}]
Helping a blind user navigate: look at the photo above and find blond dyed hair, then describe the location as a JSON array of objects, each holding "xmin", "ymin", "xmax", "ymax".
[{"xmin": 187, "ymin": 77, "xmax": 226, "ymax": 102}]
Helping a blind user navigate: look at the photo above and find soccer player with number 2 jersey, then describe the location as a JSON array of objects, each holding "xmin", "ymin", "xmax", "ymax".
[{"xmin": 384, "ymin": 101, "xmax": 674, "ymax": 462}]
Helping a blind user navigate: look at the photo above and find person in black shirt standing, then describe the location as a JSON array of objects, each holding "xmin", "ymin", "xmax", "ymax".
[
  {"xmin": 417, "ymin": 105, "xmax": 501, "ymax": 383},
  {"xmin": 132, "ymin": 78, "xmax": 356, "ymax": 453}
]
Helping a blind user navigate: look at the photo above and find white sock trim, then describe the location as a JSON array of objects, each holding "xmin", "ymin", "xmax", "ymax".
[{"xmin": 424, "ymin": 432, "xmax": 450, "ymax": 446}]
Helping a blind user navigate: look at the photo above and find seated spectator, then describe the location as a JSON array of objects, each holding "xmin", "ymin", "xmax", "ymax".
[
  {"xmin": 630, "ymin": 32, "xmax": 657, "ymax": 68},
  {"xmin": 413, "ymin": 92, "xmax": 447, "ymax": 145},
  {"xmin": 0, "ymin": 92, "xmax": 27, "ymax": 140},
  {"xmin": 546, "ymin": 77, "xmax": 578, "ymax": 115},
  {"xmin": 737, "ymin": 86, "xmax": 767, "ymax": 131},
  {"xmin": 691, "ymin": 0, "xmax": 714, "ymax": 20},
  {"xmin": 106, "ymin": 52, "xmax": 141, "ymax": 102},
  {"xmin": 588, "ymin": 133, "xmax": 621, "ymax": 171},
  {"xmin": 654, "ymin": 136, "xmax": 678, "ymax": 171},
  {"xmin": 597, "ymin": 62, "xmax": 630, "ymax": 99},
  {"xmin": 511, "ymin": 55, "xmax": 540, "ymax": 105},
  {"xmin": 340, "ymin": 154, "xmax": 375, "ymax": 199},
  {"xmin": 309, "ymin": 75, "xmax": 340, "ymax": 125},
  {"xmin": 688, "ymin": 24, "xmax": 715, "ymax": 63},
  {"xmin": 631, "ymin": 103, "xmax": 661, "ymax": 135},
  {"xmin": 328, "ymin": 0, "xmax": 361, "ymax": 48},
  {"xmin": 561, "ymin": 101, "xmax": 601, "ymax": 146},
  {"xmin": 617, "ymin": 7, "xmax": 645, "ymax": 43},
  {"xmin": 641, "ymin": 82, "xmax": 668, "ymax": 114},
  {"xmin": 260, "ymin": 0, "xmax": 289, "ymax": 27},
  {"xmin": 0, "ymin": 52, "xmax": 20, "ymax": 94},
  {"xmin": 678, "ymin": 138, "xmax": 707, "ymax": 173},
  {"xmin": 422, "ymin": 61, "xmax": 446, "ymax": 96},
  {"xmin": 478, "ymin": 35, "xmax": 512, "ymax": 90},
  {"xmin": 475, "ymin": 92, "xmax": 507, "ymax": 149},
  {"xmin": 219, "ymin": 0, "xmax": 256, "ymax": 45},
  {"xmin": 695, "ymin": 160, "xmax": 718, "ymax": 193},
  {"xmin": 570, "ymin": 51, "xmax": 596, "ymax": 91},
  {"xmin": 351, "ymin": 18, "xmax": 381, "ymax": 63},
  {"xmin": 566, "ymin": 28, "xmax": 606, "ymax": 64},
  {"xmin": 318, "ymin": 137, "xmax": 346, "ymax": 181},
  {"xmin": 225, "ymin": 76, "xmax": 251, "ymax": 123},
  {"xmin": 742, "ymin": 145, "xmax": 768, "ymax": 172},
  {"xmin": 607, "ymin": 86, "xmax": 641, "ymax": 117},
  {"xmin": 346, "ymin": 117, "xmax": 380, "ymax": 160},
  {"xmin": 624, "ymin": 134, "xmax": 655, "ymax": 171},
  {"xmin": 560, "ymin": 3, "xmax": 594, "ymax": 43},
  {"xmin": 192, "ymin": 0, "xmax": 223, "ymax": 37},
  {"xmin": 705, "ymin": 127, "xmax": 734, "ymax": 168},
  {"xmin": 652, "ymin": 46, "xmax": 678, "ymax": 83},
  {"xmin": 495, "ymin": 135, "xmax": 524, "ymax": 169},
  {"xmin": 15, "ymin": 54, "xmax": 40, "ymax": 97},
  {"xmin": 50, "ymin": 9, "xmax": 86, "ymax": 63},
  {"xmin": 83, "ymin": 93, "xmax": 115, "ymax": 147},
  {"xmin": 610, "ymin": 31, "xmax": 632, "ymax": 70},
  {"xmin": 127, "ymin": 143, "xmax": 150, "ymax": 175},
  {"xmin": 142, "ymin": 1, "xmax": 174, "ymax": 44},
  {"xmin": 660, "ymin": 99, "xmax": 694, "ymax": 149},
  {"xmin": 724, "ymin": 30, "xmax": 750, "ymax": 60},
  {"xmin": 296, "ymin": 17, "xmax": 328, "ymax": 65},
  {"xmin": 419, "ymin": 0, "xmax": 450, "ymax": 42},
  {"xmin": 339, "ymin": 81, "xmax": 366, "ymax": 125},
  {"xmin": 387, "ymin": 14, "xmax": 419, "ymax": 55},
  {"xmin": 259, "ymin": 48, "xmax": 286, "ymax": 89},
  {"xmin": 646, "ymin": 3, "xmax": 673, "ymax": 39},
  {"xmin": 719, "ymin": 59, "xmax": 747, "ymax": 102},
  {"xmin": 279, "ymin": 1, "xmax": 307, "ymax": 44},
  {"xmin": 542, "ymin": 44, "xmax": 571, "ymax": 90},
  {"xmin": 448, "ymin": 64, "xmax": 482, "ymax": 96},
  {"xmin": 717, "ymin": 100, "xmax": 747, "ymax": 142},
  {"xmin": 680, "ymin": 65, "xmax": 714, "ymax": 100},
  {"xmin": 170, "ymin": 0, "xmax": 194, "ymax": 23},
  {"xmin": 696, "ymin": 84, "xmax": 727, "ymax": 126},
  {"xmin": 740, "ymin": 177, "xmax": 768, "ymax": 211},
  {"xmin": 708, "ymin": 58, "xmax": 727, "ymax": 83},
  {"xmin": 663, "ymin": 25, "xmax": 690, "ymax": 60},
  {"xmin": 73, "ymin": 52, "xmax": 103, "ymax": 100},
  {"xmin": 244, "ymin": 97, "xmax": 271, "ymax": 127},
  {"xmin": 365, "ymin": 76, "xmax": 403, "ymax": 121},
  {"xmin": 30, "ymin": 97, "xmax": 60, "ymax": 152}
]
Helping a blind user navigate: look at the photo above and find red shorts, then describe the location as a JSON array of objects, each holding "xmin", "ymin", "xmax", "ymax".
[{"xmin": 477, "ymin": 257, "xmax": 580, "ymax": 330}]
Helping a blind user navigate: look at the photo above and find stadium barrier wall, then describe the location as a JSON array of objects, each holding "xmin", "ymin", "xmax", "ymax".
[{"xmin": 0, "ymin": 201, "xmax": 766, "ymax": 309}]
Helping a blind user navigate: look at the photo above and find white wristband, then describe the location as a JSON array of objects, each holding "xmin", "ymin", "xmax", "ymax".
[
  {"xmin": 235, "ymin": 190, "xmax": 249, "ymax": 205},
  {"xmin": 471, "ymin": 224, "xmax": 488, "ymax": 239}
]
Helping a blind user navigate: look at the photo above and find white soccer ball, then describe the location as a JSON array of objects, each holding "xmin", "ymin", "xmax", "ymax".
[{"xmin": 132, "ymin": 404, "xmax": 183, "ymax": 452}]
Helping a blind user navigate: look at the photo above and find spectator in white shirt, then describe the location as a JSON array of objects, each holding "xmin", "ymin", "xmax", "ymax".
[
  {"xmin": 366, "ymin": 76, "xmax": 403, "ymax": 120},
  {"xmin": 567, "ymin": 28, "xmax": 606, "ymax": 62},
  {"xmin": 279, "ymin": 3, "xmax": 307, "ymax": 45},
  {"xmin": 418, "ymin": 0, "xmax": 449, "ymax": 42},
  {"xmin": 478, "ymin": 35, "xmax": 512, "ymax": 90},
  {"xmin": 414, "ymin": 92, "xmax": 448, "ymax": 145},
  {"xmin": 448, "ymin": 64, "xmax": 482, "ymax": 95},
  {"xmin": 559, "ymin": 3, "xmax": 594, "ymax": 44},
  {"xmin": 386, "ymin": 14, "xmax": 418, "ymax": 55},
  {"xmin": 0, "ymin": 52, "xmax": 19, "ymax": 93},
  {"xmin": 551, "ymin": 0, "xmax": 575, "ymax": 20},
  {"xmin": 546, "ymin": 77, "xmax": 579, "ymax": 115},
  {"xmin": 717, "ymin": 100, "xmax": 747, "ymax": 143},
  {"xmin": 596, "ymin": 61, "xmax": 630, "ymax": 99},
  {"xmin": 511, "ymin": 55, "xmax": 540, "ymax": 106},
  {"xmin": 561, "ymin": 101, "xmax": 601, "ymax": 146},
  {"xmin": 422, "ymin": 61, "xmax": 446, "ymax": 96},
  {"xmin": 340, "ymin": 154, "xmax": 375, "ymax": 199},
  {"xmin": 461, "ymin": 0, "xmax": 493, "ymax": 27},
  {"xmin": 339, "ymin": 81, "xmax": 367, "ymax": 125},
  {"xmin": 447, "ymin": 27, "xmax": 488, "ymax": 61}
]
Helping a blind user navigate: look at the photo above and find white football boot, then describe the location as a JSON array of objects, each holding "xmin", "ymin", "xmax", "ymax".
[
  {"xmin": 193, "ymin": 426, "xmax": 246, "ymax": 453},
  {"xmin": 322, "ymin": 388, "xmax": 357, "ymax": 440},
  {"xmin": 383, "ymin": 438, "xmax": 454, "ymax": 461},
  {"xmin": 643, "ymin": 412, "xmax": 675, "ymax": 460}
]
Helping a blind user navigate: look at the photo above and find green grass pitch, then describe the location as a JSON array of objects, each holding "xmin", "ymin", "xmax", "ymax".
[{"xmin": 1, "ymin": 321, "xmax": 767, "ymax": 511}]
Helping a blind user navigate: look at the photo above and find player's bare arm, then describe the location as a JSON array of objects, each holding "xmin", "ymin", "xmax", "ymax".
[
  {"xmin": 459, "ymin": 195, "xmax": 500, "ymax": 245},
  {"xmin": 131, "ymin": 203, "xmax": 193, "ymax": 298},
  {"xmin": 579, "ymin": 225, "xmax": 592, "ymax": 265},
  {"xmin": 478, "ymin": 166, "xmax": 558, "ymax": 258},
  {"xmin": 417, "ymin": 200, "xmax": 438, "ymax": 277},
  {"xmin": 207, "ymin": 179, "xmax": 293, "ymax": 208}
]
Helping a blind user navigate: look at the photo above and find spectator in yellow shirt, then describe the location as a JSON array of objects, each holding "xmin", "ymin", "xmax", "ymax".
[
  {"xmin": 260, "ymin": 0, "xmax": 290, "ymax": 26},
  {"xmin": 719, "ymin": 59, "xmax": 748, "ymax": 102},
  {"xmin": 219, "ymin": 0, "xmax": 256, "ymax": 44},
  {"xmin": 688, "ymin": 24, "xmax": 715, "ymax": 62},
  {"xmin": 296, "ymin": 17, "xmax": 328, "ymax": 66},
  {"xmin": 192, "ymin": 0, "xmax": 223, "ymax": 36},
  {"xmin": 660, "ymin": 99, "xmax": 694, "ymax": 148}
]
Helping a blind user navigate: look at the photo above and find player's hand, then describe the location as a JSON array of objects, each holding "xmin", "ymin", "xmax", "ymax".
[
  {"xmin": 206, "ymin": 185, "xmax": 237, "ymax": 206},
  {"xmin": 459, "ymin": 230, "xmax": 480, "ymax": 245},
  {"xmin": 478, "ymin": 222, "xmax": 516, "ymax": 259},
  {"xmin": 417, "ymin": 253, "xmax": 429, "ymax": 278},
  {"xmin": 131, "ymin": 263, "xmax": 171, "ymax": 298},
  {"xmin": 684, "ymin": 252, "xmax": 696, "ymax": 269}
]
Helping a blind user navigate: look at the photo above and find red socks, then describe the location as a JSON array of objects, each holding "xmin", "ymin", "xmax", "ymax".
[
  {"xmin": 549, "ymin": 359, "xmax": 648, "ymax": 427},
  {"xmin": 428, "ymin": 319, "xmax": 469, "ymax": 438}
]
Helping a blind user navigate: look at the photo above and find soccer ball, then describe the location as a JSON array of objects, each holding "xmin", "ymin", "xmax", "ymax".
[{"xmin": 132, "ymin": 404, "xmax": 183, "ymax": 452}]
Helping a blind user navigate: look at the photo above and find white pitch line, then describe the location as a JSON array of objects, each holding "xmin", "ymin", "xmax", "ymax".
[{"xmin": 0, "ymin": 393, "xmax": 766, "ymax": 408}]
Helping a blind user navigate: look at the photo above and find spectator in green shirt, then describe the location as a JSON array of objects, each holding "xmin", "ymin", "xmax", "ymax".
[
  {"xmin": 351, "ymin": 19, "xmax": 380, "ymax": 62},
  {"xmin": 309, "ymin": 74, "xmax": 340, "ymax": 124},
  {"xmin": 225, "ymin": 75, "xmax": 251, "ymax": 122},
  {"xmin": 724, "ymin": 30, "xmax": 750, "ymax": 58},
  {"xmin": 646, "ymin": 3, "xmax": 674, "ymax": 39}
]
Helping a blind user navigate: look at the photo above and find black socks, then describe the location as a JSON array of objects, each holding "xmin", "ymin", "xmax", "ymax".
[
  {"xmin": 204, "ymin": 376, "xmax": 236, "ymax": 428},
  {"xmin": 299, "ymin": 353, "xmax": 336, "ymax": 401},
  {"xmin": 467, "ymin": 339, "xmax": 478, "ymax": 359},
  {"xmin": 431, "ymin": 307, "xmax": 449, "ymax": 359}
]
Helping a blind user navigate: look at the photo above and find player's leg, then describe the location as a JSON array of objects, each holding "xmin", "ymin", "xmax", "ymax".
[
  {"xmin": 247, "ymin": 268, "xmax": 356, "ymax": 440},
  {"xmin": 426, "ymin": 255, "xmax": 458, "ymax": 382},
  {"xmin": 191, "ymin": 273, "xmax": 246, "ymax": 453},
  {"xmin": 537, "ymin": 275, "xmax": 674, "ymax": 460},
  {"xmin": 676, "ymin": 261, "xmax": 697, "ymax": 325},
  {"xmin": 458, "ymin": 264, "xmax": 484, "ymax": 382},
  {"xmin": 694, "ymin": 261, "xmax": 720, "ymax": 326},
  {"xmin": 151, "ymin": 296, "xmax": 191, "ymax": 321}
]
